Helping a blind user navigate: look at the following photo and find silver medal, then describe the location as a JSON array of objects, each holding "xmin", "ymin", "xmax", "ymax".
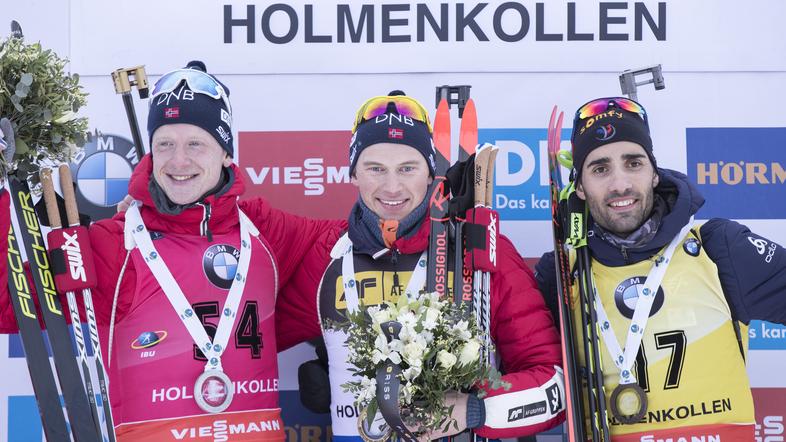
[{"xmin": 194, "ymin": 369, "xmax": 234, "ymax": 413}]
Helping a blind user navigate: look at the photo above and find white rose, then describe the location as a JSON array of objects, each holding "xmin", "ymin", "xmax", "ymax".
[
  {"xmin": 458, "ymin": 339, "xmax": 482, "ymax": 367},
  {"xmin": 422, "ymin": 307, "xmax": 440, "ymax": 330},
  {"xmin": 369, "ymin": 307, "xmax": 393, "ymax": 325},
  {"xmin": 401, "ymin": 341, "xmax": 426, "ymax": 365},
  {"xmin": 437, "ymin": 350, "xmax": 458, "ymax": 370},
  {"xmin": 451, "ymin": 320, "xmax": 472, "ymax": 341}
]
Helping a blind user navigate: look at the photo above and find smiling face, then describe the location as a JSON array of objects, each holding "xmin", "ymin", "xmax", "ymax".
[
  {"xmin": 576, "ymin": 141, "xmax": 659, "ymax": 237},
  {"xmin": 151, "ymin": 124, "xmax": 232, "ymax": 205},
  {"xmin": 351, "ymin": 143, "xmax": 433, "ymax": 221}
]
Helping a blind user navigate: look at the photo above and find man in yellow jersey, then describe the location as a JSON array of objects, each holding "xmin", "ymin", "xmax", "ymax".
[{"xmin": 535, "ymin": 97, "xmax": 786, "ymax": 441}]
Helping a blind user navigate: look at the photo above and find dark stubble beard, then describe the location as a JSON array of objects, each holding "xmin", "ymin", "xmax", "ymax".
[{"xmin": 586, "ymin": 186, "xmax": 656, "ymax": 238}]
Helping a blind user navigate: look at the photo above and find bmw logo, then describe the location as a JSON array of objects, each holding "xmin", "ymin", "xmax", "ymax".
[
  {"xmin": 203, "ymin": 244, "xmax": 241, "ymax": 289},
  {"xmin": 683, "ymin": 238, "xmax": 701, "ymax": 257},
  {"xmin": 70, "ymin": 133, "xmax": 138, "ymax": 221},
  {"xmin": 613, "ymin": 276, "xmax": 665, "ymax": 320}
]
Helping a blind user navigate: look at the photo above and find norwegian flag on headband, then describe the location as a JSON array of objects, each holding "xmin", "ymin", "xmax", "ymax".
[
  {"xmin": 164, "ymin": 107, "xmax": 180, "ymax": 119},
  {"xmin": 388, "ymin": 128, "xmax": 404, "ymax": 139}
]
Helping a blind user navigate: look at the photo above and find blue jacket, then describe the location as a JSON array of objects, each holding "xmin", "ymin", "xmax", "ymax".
[{"xmin": 535, "ymin": 168, "xmax": 786, "ymax": 326}]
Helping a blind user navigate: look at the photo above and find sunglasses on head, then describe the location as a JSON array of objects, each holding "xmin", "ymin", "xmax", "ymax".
[
  {"xmin": 574, "ymin": 97, "xmax": 648, "ymax": 128},
  {"xmin": 151, "ymin": 68, "xmax": 232, "ymax": 114},
  {"xmin": 352, "ymin": 95, "xmax": 432, "ymax": 133}
]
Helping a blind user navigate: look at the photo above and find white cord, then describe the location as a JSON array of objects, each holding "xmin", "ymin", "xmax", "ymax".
[{"xmin": 107, "ymin": 251, "xmax": 131, "ymax": 368}]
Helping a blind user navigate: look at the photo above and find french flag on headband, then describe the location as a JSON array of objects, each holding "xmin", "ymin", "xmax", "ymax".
[
  {"xmin": 164, "ymin": 107, "xmax": 180, "ymax": 119},
  {"xmin": 388, "ymin": 128, "xmax": 404, "ymax": 139}
]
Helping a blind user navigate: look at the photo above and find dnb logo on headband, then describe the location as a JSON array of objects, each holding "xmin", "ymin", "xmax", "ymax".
[
  {"xmin": 614, "ymin": 276, "xmax": 665, "ymax": 319},
  {"xmin": 70, "ymin": 133, "xmax": 138, "ymax": 221},
  {"xmin": 203, "ymin": 244, "xmax": 241, "ymax": 289}
]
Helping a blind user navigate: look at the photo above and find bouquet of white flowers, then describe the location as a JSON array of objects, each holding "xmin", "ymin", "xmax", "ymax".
[{"xmin": 338, "ymin": 291, "xmax": 509, "ymax": 438}]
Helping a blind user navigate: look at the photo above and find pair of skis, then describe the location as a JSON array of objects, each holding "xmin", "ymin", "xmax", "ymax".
[
  {"xmin": 547, "ymin": 107, "xmax": 610, "ymax": 442},
  {"xmin": 5, "ymin": 166, "xmax": 116, "ymax": 441},
  {"xmin": 426, "ymin": 90, "xmax": 499, "ymax": 442}
]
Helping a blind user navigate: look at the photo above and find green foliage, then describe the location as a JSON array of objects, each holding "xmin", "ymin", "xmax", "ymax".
[{"xmin": 0, "ymin": 34, "xmax": 89, "ymax": 180}]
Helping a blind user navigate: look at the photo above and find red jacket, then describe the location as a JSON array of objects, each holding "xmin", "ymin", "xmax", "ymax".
[
  {"xmin": 276, "ymin": 216, "xmax": 566, "ymax": 438},
  {"xmin": 0, "ymin": 155, "xmax": 344, "ymax": 337}
]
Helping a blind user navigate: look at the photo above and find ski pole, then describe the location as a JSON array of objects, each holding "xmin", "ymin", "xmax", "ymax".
[
  {"xmin": 41, "ymin": 168, "xmax": 105, "ymax": 439},
  {"xmin": 111, "ymin": 66, "xmax": 149, "ymax": 161},
  {"xmin": 60, "ymin": 164, "xmax": 118, "ymax": 441}
]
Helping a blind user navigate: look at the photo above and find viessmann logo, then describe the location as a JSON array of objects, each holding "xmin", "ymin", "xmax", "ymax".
[
  {"xmin": 687, "ymin": 128, "xmax": 786, "ymax": 219},
  {"xmin": 238, "ymin": 131, "xmax": 357, "ymax": 218}
]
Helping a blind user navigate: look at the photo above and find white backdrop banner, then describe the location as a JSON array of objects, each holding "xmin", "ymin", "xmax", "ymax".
[{"xmin": 69, "ymin": 0, "xmax": 786, "ymax": 75}]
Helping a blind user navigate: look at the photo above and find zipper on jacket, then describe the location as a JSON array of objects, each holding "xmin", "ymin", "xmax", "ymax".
[
  {"xmin": 620, "ymin": 246, "xmax": 629, "ymax": 262},
  {"xmin": 198, "ymin": 202, "xmax": 213, "ymax": 242},
  {"xmin": 390, "ymin": 248, "xmax": 402, "ymax": 299}
]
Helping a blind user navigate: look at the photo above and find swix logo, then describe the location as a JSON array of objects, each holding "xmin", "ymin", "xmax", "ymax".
[
  {"xmin": 245, "ymin": 158, "xmax": 350, "ymax": 196},
  {"xmin": 62, "ymin": 231, "xmax": 87, "ymax": 282},
  {"xmin": 756, "ymin": 415, "xmax": 784, "ymax": 441},
  {"xmin": 171, "ymin": 418, "xmax": 282, "ymax": 442},
  {"xmin": 696, "ymin": 161, "xmax": 785, "ymax": 185},
  {"xmin": 488, "ymin": 213, "xmax": 497, "ymax": 266}
]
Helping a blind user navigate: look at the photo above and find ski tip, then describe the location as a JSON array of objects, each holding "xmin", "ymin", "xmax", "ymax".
[
  {"xmin": 433, "ymin": 99, "xmax": 451, "ymax": 161},
  {"xmin": 459, "ymin": 99, "xmax": 478, "ymax": 156}
]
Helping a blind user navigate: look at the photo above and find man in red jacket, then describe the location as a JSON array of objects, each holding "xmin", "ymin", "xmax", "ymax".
[
  {"xmin": 0, "ymin": 61, "xmax": 343, "ymax": 441},
  {"xmin": 276, "ymin": 92, "xmax": 565, "ymax": 440}
]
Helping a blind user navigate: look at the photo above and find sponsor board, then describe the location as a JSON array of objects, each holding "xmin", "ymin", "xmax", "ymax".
[
  {"xmin": 754, "ymin": 388, "xmax": 786, "ymax": 441},
  {"xmin": 238, "ymin": 131, "xmax": 356, "ymax": 218},
  {"xmin": 687, "ymin": 128, "xmax": 786, "ymax": 219},
  {"xmin": 478, "ymin": 128, "xmax": 571, "ymax": 220},
  {"xmin": 70, "ymin": 133, "xmax": 138, "ymax": 222},
  {"xmin": 749, "ymin": 321, "xmax": 786, "ymax": 350},
  {"xmin": 279, "ymin": 390, "xmax": 332, "ymax": 442}
]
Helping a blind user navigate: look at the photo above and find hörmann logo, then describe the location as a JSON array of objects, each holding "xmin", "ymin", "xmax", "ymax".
[
  {"xmin": 687, "ymin": 128, "xmax": 786, "ymax": 219},
  {"xmin": 696, "ymin": 161, "xmax": 786, "ymax": 185}
]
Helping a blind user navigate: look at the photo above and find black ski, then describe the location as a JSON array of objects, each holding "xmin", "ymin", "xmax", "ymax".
[
  {"xmin": 8, "ymin": 176, "xmax": 102, "ymax": 442},
  {"xmin": 6, "ymin": 183, "xmax": 71, "ymax": 441}
]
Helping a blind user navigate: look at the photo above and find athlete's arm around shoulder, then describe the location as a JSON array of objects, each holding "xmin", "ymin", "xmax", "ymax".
[
  {"xmin": 474, "ymin": 235, "xmax": 565, "ymax": 438},
  {"xmin": 701, "ymin": 218, "xmax": 786, "ymax": 325},
  {"xmin": 238, "ymin": 198, "xmax": 347, "ymax": 286}
]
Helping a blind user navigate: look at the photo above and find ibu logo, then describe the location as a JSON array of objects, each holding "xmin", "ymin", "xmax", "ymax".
[{"xmin": 478, "ymin": 128, "xmax": 571, "ymax": 220}]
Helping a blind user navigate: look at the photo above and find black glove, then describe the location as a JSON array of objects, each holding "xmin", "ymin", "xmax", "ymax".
[
  {"xmin": 445, "ymin": 154, "xmax": 476, "ymax": 219},
  {"xmin": 298, "ymin": 338, "xmax": 332, "ymax": 414}
]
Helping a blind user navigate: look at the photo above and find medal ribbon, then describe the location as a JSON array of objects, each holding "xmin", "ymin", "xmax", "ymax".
[
  {"xmin": 340, "ymin": 241, "xmax": 427, "ymax": 313},
  {"xmin": 593, "ymin": 218, "xmax": 694, "ymax": 385},
  {"xmin": 126, "ymin": 202, "xmax": 256, "ymax": 373}
]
